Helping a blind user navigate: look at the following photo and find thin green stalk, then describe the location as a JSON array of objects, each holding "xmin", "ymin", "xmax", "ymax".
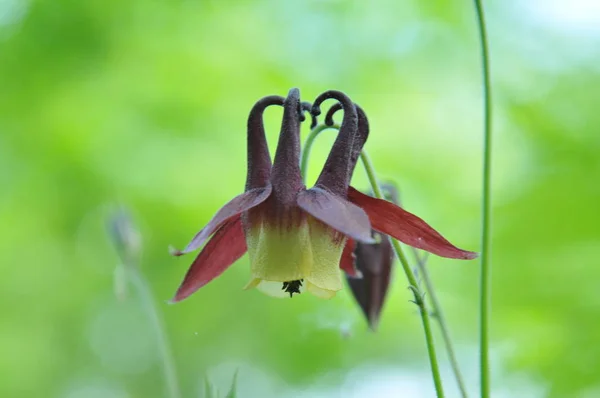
[
  {"xmin": 128, "ymin": 267, "xmax": 182, "ymax": 398},
  {"xmin": 472, "ymin": 1, "xmax": 493, "ymax": 397},
  {"xmin": 360, "ymin": 151, "xmax": 445, "ymax": 398},
  {"xmin": 108, "ymin": 209, "xmax": 182, "ymax": 398},
  {"xmin": 412, "ymin": 250, "xmax": 468, "ymax": 398},
  {"xmin": 300, "ymin": 123, "xmax": 340, "ymax": 181}
]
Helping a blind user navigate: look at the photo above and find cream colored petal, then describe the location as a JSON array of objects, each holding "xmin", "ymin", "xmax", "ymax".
[
  {"xmin": 245, "ymin": 212, "xmax": 346, "ymax": 299},
  {"xmin": 305, "ymin": 281, "xmax": 336, "ymax": 299},
  {"xmin": 257, "ymin": 279, "xmax": 305, "ymax": 298},
  {"xmin": 243, "ymin": 278, "xmax": 261, "ymax": 290},
  {"xmin": 305, "ymin": 218, "xmax": 346, "ymax": 293}
]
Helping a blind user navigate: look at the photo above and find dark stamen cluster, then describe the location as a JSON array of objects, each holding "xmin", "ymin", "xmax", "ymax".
[{"xmin": 282, "ymin": 279, "xmax": 303, "ymax": 297}]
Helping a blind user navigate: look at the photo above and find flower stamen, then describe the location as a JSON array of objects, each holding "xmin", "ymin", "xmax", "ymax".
[{"xmin": 281, "ymin": 279, "xmax": 304, "ymax": 297}]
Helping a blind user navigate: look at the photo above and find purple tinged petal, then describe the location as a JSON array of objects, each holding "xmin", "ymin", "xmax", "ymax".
[
  {"xmin": 349, "ymin": 105, "xmax": 369, "ymax": 177},
  {"xmin": 173, "ymin": 185, "xmax": 272, "ymax": 255},
  {"xmin": 270, "ymin": 88, "xmax": 305, "ymax": 205},
  {"xmin": 324, "ymin": 102, "xmax": 370, "ymax": 180},
  {"xmin": 311, "ymin": 91, "xmax": 359, "ymax": 196},
  {"xmin": 246, "ymin": 95, "xmax": 284, "ymax": 190},
  {"xmin": 297, "ymin": 187, "xmax": 374, "ymax": 243},
  {"xmin": 348, "ymin": 186, "xmax": 478, "ymax": 260}
]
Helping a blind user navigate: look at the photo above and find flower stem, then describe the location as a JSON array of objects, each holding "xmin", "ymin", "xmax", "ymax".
[
  {"xmin": 127, "ymin": 266, "xmax": 182, "ymax": 398},
  {"xmin": 412, "ymin": 249, "xmax": 469, "ymax": 398},
  {"xmin": 300, "ymin": 123, "xmax": 340, "ymax": 182},
  {"xmin": 472, "ymin": 0, "xmax": 492, "ymax": 396},
  {"xmin": 360, "ymin": 151, "xmax": 445, "ymax": 398},
  {"xmin": 108, "ymin": 210, "xmax": 182, "ymax": 398}
]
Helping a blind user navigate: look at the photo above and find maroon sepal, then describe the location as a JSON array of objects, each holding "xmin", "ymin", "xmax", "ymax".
[
  {"xmin": 171, "ymin": 215, "xmax": 247, "ymax": 302},
  {"xmin": 348, "ymin": 186, "xmax": 478, "ymax": 260},
  {"xmin": 172, "ymin": 185, "xmax": 271, "ymax": 256}
]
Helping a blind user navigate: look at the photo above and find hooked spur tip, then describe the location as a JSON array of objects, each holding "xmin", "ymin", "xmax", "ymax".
[
  {"xmin": 325, "ymin": 103, "xmax": 342, "ymax": 126},
  {"xmin": 311, "ymin": 104, "xmax": 322, "ymax": 117},
  {"xmin": 301, "ymin": 102, "xmax": 317, "ymax": 127}
]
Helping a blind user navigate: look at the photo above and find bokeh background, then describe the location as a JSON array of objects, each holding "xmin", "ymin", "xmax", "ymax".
[{"xmin": 2, "ymin": 0, "xmax": 599, "ymax": 397}]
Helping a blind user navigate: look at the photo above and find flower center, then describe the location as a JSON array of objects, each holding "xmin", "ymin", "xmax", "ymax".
[{"xmin": 282, "ymin": 279, "xmax": 303, "ymax": 297}]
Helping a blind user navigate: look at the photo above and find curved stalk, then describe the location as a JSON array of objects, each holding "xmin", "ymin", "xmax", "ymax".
[
  {"xmin": 108, "ymin": 211, "xmax": 181, "ymax": 398},
  {"xmin": 127, "ymin": 268, "xmax": 182, "ymax": 398},
  {"xmin": 300, "ymin": 123, "xmax": 340, "ymax": 182},
  {"xmin": 412, "ymin": 249, "xmax": 468, "ymax": 397},
  {"xmin": 360, "ymin": 151, "xmax": 445, "ymax": 397},
  {"xmin": 472, "ymin": 1, "xmax": 493, "ymax": 396}
]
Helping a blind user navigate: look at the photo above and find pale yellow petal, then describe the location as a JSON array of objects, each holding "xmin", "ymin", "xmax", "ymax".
[
  {"xmin": 256, "ymin": 280, "xmax": 304, "ymax": 298},
  {"xmin": 243, "ymin": 278, "xmax": 261, "ymax": 290},
  {"xmin": 245, "ymin": 212, "xmax": 346, "ymax": 299},
  {"xmin": 305, "ymin": 281, "xmax": 336, "ymax": 299},
  {"xmin": 246, "ymin": 218, "xmax": 312, "ymax": 282},
  {"xmin": 304, "ymin": 218, "xmax": 346, "ymax": 293}
]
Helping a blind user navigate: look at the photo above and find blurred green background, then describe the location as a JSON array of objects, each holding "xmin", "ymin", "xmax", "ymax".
[{"xmin": 2, "ymin": 0, "xmax": 599, "ymax": 397}]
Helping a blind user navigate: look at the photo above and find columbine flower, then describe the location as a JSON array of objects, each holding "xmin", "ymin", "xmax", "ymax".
[{"xmin": 171, "ymin": 88, "xmax": 476, "ymax": 302}]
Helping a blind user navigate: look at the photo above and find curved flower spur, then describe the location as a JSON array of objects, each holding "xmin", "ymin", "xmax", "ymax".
[{"xmin": 170, "ymin": 88, "xmax": 477, "ymax": 302}]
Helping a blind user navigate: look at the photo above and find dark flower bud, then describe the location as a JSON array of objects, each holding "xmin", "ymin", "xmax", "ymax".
[
  {"xmin": 346, "ymin": 185, "xmax": 398, "ymax": 330},
  {"xmin": 346, "ymin": 231, "xmax": 393, "ymax": 331}
]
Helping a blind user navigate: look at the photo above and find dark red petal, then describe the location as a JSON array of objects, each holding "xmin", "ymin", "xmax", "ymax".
[
  {"xmin": 297, "ymin": 187, "xmax": 374, "ymax": 243},
  {"xmin": 173, "ymin": 185, "xmax": 271, "ymax": 255},
  {"xmin": 348, "ymin": 186, "xmax": 478, "ymax": 260},
  {"xmin": 171, "ymin": 216, "xmax": 247, "ymax": 302},
  {"xmin": 339, "ymin": 239, "xmax": 360, "ymax": 277}
]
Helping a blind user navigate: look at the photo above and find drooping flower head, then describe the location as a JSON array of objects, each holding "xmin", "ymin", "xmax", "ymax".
[
  {"xmin": 243, "ymin": 89, "xmax": 380, "ymax": 298},
  {"xmin": 171, "ymin": 88, "xmax": 476, "ymax": 302}
]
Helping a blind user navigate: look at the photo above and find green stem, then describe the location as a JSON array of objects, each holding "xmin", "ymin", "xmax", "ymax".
[
  {"xmin": 472, "ymin": 1, "xmax": 492, "ymax": 397},
  {"xmin": 300, "ymin": 123, "xmax": 340, "ymax": 182},
  {"xmin": 412, "ymin": 250, "xmax": 469, "ymax": 398},
  {"xmin": 107, "ymin": 210, "xmax": 181, "ymax": 398},
  {"xmin": 128, "ymin": 267, "xmax": 182, "ymax": 398},
  {"xmin": 360, "ymin": 151, "xmax": 445, "ymax": 398}
]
